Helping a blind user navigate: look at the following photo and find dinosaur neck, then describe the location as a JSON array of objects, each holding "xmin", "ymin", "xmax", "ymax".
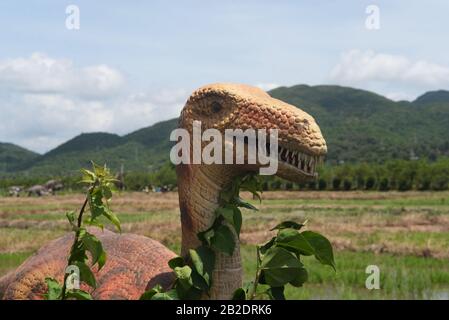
[{"xmin": 176, "ymin": 163, "xmax": 242, "ymax": 299}]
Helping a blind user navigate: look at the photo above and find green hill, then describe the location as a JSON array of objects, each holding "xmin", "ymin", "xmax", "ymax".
[
  {"xmin": 269, "ymin": 85, "xmax": 449, "ymax": 162},
  {"xmin": 9, "ymin": 119, "xmax": 179, "ymax": 176},
  {"xmin": 413, "ymin": 90, "xmax": 449, "ymax": 105},
  {"xmin": 0, "ymin": 143, "xmax": 39, "ymax": 173},
  {"xmin": 2, "ymin": 85, "xmax": 448, "ymax": 176},
  {"xmin": 43, "ymin": 132, "xmax": 123, "ymax": 158}
]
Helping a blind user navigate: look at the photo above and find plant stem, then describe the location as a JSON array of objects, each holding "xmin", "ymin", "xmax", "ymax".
[
  {"xmin": 250, "ymin": 246, "xmax": 261, "ymax": 299},
  {"xmin": 60, "ymin": 184, "xmax": 94, "ymax": 299}
]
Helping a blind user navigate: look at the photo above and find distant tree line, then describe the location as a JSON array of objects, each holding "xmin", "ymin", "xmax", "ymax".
[
  {"xmin": 1, "ymin": 158, "xmax": 448, "ymax": 193},
  {"xmin": 279, "ymin": 157, "xmax": 449, "ymax": 191}
]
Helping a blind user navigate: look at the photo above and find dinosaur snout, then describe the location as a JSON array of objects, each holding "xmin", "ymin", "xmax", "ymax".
[{"xmin": 237, "ymin": 97, "xmax": 327, "ymax": 181}]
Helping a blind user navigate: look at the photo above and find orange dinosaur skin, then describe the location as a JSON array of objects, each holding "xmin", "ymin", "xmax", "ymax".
[
  {"xmin": 1, "ymin": 229, "xmax": 176, "ymax": 299},
  {"xmin": 0, "ymin": 83, "xmax": 327, "ymax": 300}
]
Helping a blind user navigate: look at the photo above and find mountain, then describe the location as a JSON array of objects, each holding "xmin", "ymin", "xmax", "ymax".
[
  {"xmin": 11, "ymin": 119, "xmax": 179, "ymax": 176},
  {"xmin": 269, "ymin": 85, "xmax": 449, "ymax": 162},
  {"xmin": 2, "ymin": 85, "xmax": 448, "ymax": 176},
  {"xmin": 0, "ymin": 143, "xmax": 39, "ymax": 173},
  {"xmin": 43, "ymin": 132, "xmax": 123, "ymax": 158},
  {"xmin": 125, "ymin": 118, "xmax": 178, "ymax": 147},
  {"xmin": 413, "ymin": 90, "xmax": 449, "ymax": 105}
]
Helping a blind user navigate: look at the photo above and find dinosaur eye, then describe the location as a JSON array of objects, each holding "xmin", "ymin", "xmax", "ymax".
[{"xmin": 211, "ymin": 101, "xmax": 222, "ymax": 113}]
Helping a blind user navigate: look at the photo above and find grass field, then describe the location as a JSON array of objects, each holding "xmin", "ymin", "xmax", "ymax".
[{"xmin": 1, "ymin": 191, "xmax": 448, "ymax": 299}]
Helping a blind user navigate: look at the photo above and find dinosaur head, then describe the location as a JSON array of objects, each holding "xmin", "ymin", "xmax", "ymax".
[{"xmin": 179, "ymin": 83, "xmax": 327, "ymax": 182}]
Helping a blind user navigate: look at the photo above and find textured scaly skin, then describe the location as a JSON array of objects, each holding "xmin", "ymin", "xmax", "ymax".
[
  {"xmin": 0, "ymin": 83, "xmax": 326, "ymax": 300},
  {"xmin": 1, "ymin": 229, "xmax": 175, "ymax": 299}
]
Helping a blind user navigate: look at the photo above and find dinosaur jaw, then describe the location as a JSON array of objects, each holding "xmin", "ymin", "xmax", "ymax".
[
  {"xmin": 251, "ymin": 140, "xmax": 324, "ymax": 182},
  {"xmin": 275, "ymin": 144, "xmax": 324, "ymax": 183}
]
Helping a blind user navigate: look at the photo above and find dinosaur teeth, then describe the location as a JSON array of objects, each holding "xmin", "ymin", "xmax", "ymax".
[{"xmin": 271, "ymin": 145, "xmax": 322, "ymax": 175}]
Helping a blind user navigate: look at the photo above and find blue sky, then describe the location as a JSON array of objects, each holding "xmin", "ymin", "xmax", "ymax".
[{"xmin": 1, "ymin": 1, "xmax": 449, "ymax": 152}]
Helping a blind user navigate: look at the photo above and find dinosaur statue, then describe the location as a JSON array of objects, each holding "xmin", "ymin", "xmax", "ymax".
[
  {"xmin": 27, "ymin": 185, "xmax": 49, "ymax": 197},
  {"xmin": 44, "ymin": 180, "xmax": 64, "ymax": 195},
  {"xmin": 8, "ymin": 186, "xmax": 23, "ymax": 197},
  {"xmin": 0, "ymin": 83, "xmax": 327, "ymax": 300}
]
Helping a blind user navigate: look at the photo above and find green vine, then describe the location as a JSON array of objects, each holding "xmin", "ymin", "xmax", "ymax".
[
  {"xmin": 140, "ymin": 174, "xmax": 336, "ymax": 300},
  {"xmin": 44, "ymin": 162, "xmax": 121, "ymax": 300}
]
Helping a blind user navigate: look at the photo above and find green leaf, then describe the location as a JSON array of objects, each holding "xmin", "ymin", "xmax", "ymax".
[
  {"xmin": 175, "ymin": 281, "xmax": 202, "ymax": 300},
  {"xmin": 68, "ymin": 239, "xmax": 88, "ymax": 263},
  {"xmin": 92, "ymin": 162, "xmax": 106, "ymax": 177},
  {"xmin": 80, "ymin": 232, "xmax": 106, "ymax": 269},
  {"xmin": 66, "ymin": 211, "xmax": 76, "ymax": 229},
  {"xmin": 140, "ymin": 285, "xmax": 162, "ymax": 300},
  {"xmin": 97, "ymin": 251, "xmax": 107, "ymax": 271},
  {"xmin": 174, "ymin": 265, "xmax": 192, "ymax": 281},
  {"xmin": 232, "ymin": 288, "xmax": 247, "ymax": 300},
  {"xmin": 267, "ymin": 286, "xmax": 285, "ymax": 300},
  {"xmin": 219, "ymin": 188, "xmax": 234, "ymax": 204},
  {"xmin": 243, "ymin": 280, "xmax": 255, "ymax": 293},
  {"xmin": 239, "ymin": 175, "xmax": 262, "ymax": 202},
  {"xmin": 233, "ymin": 207, "xmax": 242, "ymax": 236},
  {"xmin": 102, "ymin": 186, "xmax": 113, "ymax": 200},
  {"xmin": 276, "ymin": 228, "xmax": 315, "ymax": 256},
  {"xmin": 215, "ymin": 206, "xmax": 242, "ymax": 236},
  {"xmin": 168, "ymin": 256, "xmax": 185, "ymax": 269},
  {"xmin": 270, "ymin": 220, "xmax": 305, "ymax": 231},
  {"xmin": 197, "ymin": 228, "xmax": 214, "ymax": 246},
  {"xmin": 301, "ymin": 231, "xmax": 336, "ymax": 271},
  {"xmin": 289, "ymin": 267, "xmax": 308, "ymax": 287},
  {"xmin": 215, "ymin": 206, "xmax": 234, "ymax": 223},
  {"xmin": 44, "ymin": 277, "xmax": 62, "ymax": 300},
  {"xmin": 141, "ymin": 285, "xmax": 179, "ymax": 300},
  {"xmin": 74, "ymin": 261, "xmax": 97, "ymax": 288},
  {"xmin": 260, "ymin": 237, "xmax": 276, "ymax": 255},
  {"xmin": 234, "ymin": 197, "xmax": 258, "ymax": 210},
  {"xmin": 65, "ymin": 289, "xmax": 93, "ymax": 300},
  {"xmin": 151, "ymin": 289, "xmax": 179, "ymax": 300},
  {"xmin": 88, "ymin": 190, "xmax": 105, "ymax": 221},
  {"xmin": 210, "ymin": 224, "xmax": 236, "ymax": 256},
  {"xmin": 102, "ymin": 207, "xmax": 121, "ymax": 233},
  {"xmin": 174, "ymin": 265, "xmax": 193, "ymax": 291},
  {"xmin": 189, "ymin": 246, "xmax": 215, "ymax": 286},
  {"xmin": 190, "ymin": 269, "xmax": 209, "ymax": 292},
  {"xmin": 84, "ymin": 218, "xmax": 104, "ymax": 230},
  {"xmin": 258, "ymin": 271, "xmax": 267, "ymax": 285},
  {"xmin": 260, "ymin": 247, "xmax": 302, "ymax": 287},
  {"xmin": 81, "ymin": 169, "xmax": 96, "ymax": 182}
]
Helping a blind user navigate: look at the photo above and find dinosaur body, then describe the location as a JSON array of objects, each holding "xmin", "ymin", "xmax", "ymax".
[
  {"xmin": 0, "ymin": 83, "xmax": 326, "ymax": 300},
  {"xmin": 27, "ymin": 185, "xmax": 49, "ymax": 197},
  {"xmin": 1, "ymin": 229, "xmax": 176, "ymax": 299}
]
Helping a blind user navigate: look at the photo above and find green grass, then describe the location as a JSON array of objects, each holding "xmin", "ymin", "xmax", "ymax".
[
  {"xmin": 254, "ymin": 196, "xmax": 449, "ymax": 207},
  {"xmin": 349, "ymin": 231, "xmax": 449, "ymax": 248},
  {"xmin": 0, "ymin": 210, "xmax": 176, "ymax": 223},
  {"xmin": 241, "ymin": 246, "xmax": 449, "ymax": 299},
  {"xmin": 0, "ymin": 252, "xmax": 32, "ymax": 275},
  {"xmin": 1, "ymin": 191, "xmax": 449, "ymax": 299},
  {"xmin": 1, "ymin": 248, "xmax": 447, "ymax": 300}
]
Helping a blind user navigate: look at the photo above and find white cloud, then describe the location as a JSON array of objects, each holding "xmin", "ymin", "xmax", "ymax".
[
  {"xmin": 0, "ymin": 90, "xmax": 186, "ymax": 153},
  {"xmin": 330, "ymin": 50, "xmax": 449, "ymax": 93},
  {"xmin": 111, "ymin": 89, "xmax": 187, "ymax": 135},
  {"xmin": 0, "ymin": 53, "xmax": 187, "ymax": 153},
  {"xmin": 255, "ymin": 83, "xmax": 280, "ymax": 91},
  {"xmin": 0, "ymin": 52, "xmax": 124, "ymax": 98},
  {"xmin": 385, "ymin": 92, "xmax": 415, "ymax": 102}
]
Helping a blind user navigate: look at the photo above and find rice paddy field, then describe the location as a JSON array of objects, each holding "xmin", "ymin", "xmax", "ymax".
[{"xmin": 1, "ymin": 190, "xmax": 448, "ymax": 299}]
